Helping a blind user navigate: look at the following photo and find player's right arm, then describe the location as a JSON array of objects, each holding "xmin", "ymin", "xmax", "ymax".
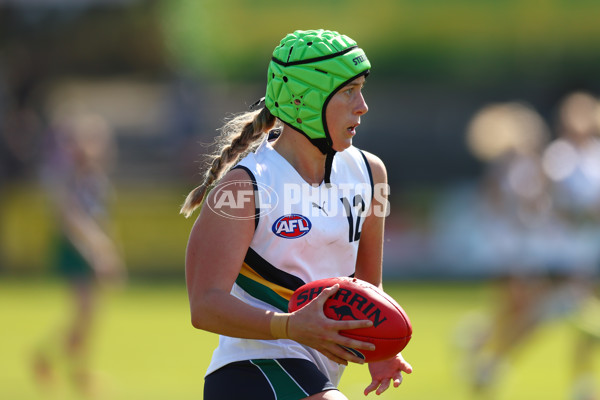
[
  {"xmin": 185, "ymin": 168, "xmax": 373, "ymax": 364},
  {"xmin": 58, "ymin": 189, "xmax": 125, "ymax": 284},
  {"xmin": 185, "ymin": 168, "xmax": 269, "ymax": 339}
]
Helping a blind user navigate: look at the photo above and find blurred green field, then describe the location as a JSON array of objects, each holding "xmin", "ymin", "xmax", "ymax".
[{"xmin": 1, "ymin": 279, "xmax": 597, "ymax": 400}]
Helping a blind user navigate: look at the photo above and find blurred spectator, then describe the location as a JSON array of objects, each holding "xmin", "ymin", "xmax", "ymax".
[
  {"xmin": 0, "ymin": 44, "xmax": 46, "ymax": 272},
  {"xmin": 33, "ymin": 110, "xmax": 126, "ymax": 397},
  {"xmin": 0, "ymin": 43, "xmax": 45, "ymax": 182},
  {"xmin": 543, "ymin": 91, "xmax": 600, "ymax": 237}
]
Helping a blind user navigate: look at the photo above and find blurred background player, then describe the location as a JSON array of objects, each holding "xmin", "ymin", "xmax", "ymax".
[
  {"xmin": 33, "ymin": 110, "xmax": 126, "ymax": 396},
  {"xmin": 542, "ymin": 91, "xmax": 600, "ymax": 400},
  {"xmin": 459, "ymin": 101, "xmax": 562, "ymax": 393},
  {"xmin": 455, "ymin": 94, "xmax": 600, "ymax": 398}
]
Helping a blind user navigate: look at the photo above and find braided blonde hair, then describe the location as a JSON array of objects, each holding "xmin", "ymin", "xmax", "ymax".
[{"xmin": 180, "ymin": 107, "xmax": 277, "ymax": 218}]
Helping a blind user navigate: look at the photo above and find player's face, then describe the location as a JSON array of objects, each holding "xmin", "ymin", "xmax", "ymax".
[{"xmin": 326, "ymin": 76, "xmax": 368, "ymax": 152}]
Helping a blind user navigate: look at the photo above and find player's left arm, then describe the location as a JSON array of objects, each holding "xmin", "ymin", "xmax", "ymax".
[
  {"xmin": 354, "ymin": 150, "xmax": 388, "ymax": 289},
  {"xmin": 355, "ymin": 151, "xmax": 413, "ymax": 396}
]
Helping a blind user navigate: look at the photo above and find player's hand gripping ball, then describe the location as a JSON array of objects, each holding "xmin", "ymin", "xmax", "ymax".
[{"xmin": 288, "ymin": 277, "xmax": 412, "ymax": 362}]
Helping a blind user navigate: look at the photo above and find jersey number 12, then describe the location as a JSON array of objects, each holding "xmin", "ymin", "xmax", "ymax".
[{"xmin": 340, "ymin": 194, "xmax": 366, "ymax": 243}]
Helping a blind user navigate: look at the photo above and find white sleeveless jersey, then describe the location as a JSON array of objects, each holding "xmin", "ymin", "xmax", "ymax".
[{"xmin": 205, "ymin": 138, "xmax": 374, "ymax": 386}]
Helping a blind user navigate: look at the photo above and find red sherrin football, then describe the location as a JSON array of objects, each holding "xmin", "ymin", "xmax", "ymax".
[{"xmin": 288, "ymin": 277, "xmax": 412, "ymax": 362}]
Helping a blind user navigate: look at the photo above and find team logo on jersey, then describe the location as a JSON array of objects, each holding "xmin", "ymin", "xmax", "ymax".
[{"xmin": 272, "ymin": 214, "xmax": 312, "ymax": 239}]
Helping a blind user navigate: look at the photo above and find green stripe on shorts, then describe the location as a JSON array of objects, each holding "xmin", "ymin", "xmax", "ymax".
[{"xmin": 250, "ymin": 359, "xmax": 308, "ymax": 400}]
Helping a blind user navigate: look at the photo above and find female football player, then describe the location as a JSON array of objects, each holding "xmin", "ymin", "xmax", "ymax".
[
  {"xmin": 34, "ymin": 112, "xmax": 126, "ymax": 395},
  {"xmin": 181, "ymin": 29, "xmax": 412, "ymax": 399}
]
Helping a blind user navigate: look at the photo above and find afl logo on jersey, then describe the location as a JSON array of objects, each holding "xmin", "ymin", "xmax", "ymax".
[{"xmin": 272, "ymin": 214, "xmax": 312, "ymax": 239}]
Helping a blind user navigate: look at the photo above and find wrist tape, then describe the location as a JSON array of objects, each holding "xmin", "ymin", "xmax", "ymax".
[{"xmin": 270, "ymin": 313, "xmax": 289, "ymax": 339}]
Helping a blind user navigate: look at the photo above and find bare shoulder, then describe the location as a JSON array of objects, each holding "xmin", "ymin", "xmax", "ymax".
[
  {"xmin": 220, "ymin": 166, "xmax": 254, "ymax": 183},
  {"xmin": 360, "ymin": 150, "xmax": 387, "ymax": 185},
  {"xmin": 202, "ymin": 167, "xmax": 256, "ymax": 220}
]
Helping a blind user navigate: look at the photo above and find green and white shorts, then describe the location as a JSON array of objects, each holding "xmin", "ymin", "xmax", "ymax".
[{"xmin": 204, "ymin": 358, "xmax": 337, "ymax": 400}]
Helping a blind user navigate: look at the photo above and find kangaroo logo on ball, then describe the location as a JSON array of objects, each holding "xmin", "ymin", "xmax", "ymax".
[
  {"xmin": 330, "ymin": 305, "xmax": 359, "ymax": 320},
  {"xmin": 288, "ymin": 277, "xmax": 413, "ymax": 363}
]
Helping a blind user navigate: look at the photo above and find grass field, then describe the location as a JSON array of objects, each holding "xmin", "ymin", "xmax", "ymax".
[{"xmin": 0, "ymin": 278, "xmax": 597, "ymax": 400}]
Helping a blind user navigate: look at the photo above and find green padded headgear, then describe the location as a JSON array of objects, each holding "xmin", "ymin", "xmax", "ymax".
[{"xmin": 265, "ymin": 29, "xmax": 371, "ymax": 155}]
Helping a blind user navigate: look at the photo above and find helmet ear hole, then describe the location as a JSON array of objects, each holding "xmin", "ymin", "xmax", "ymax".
[{"xmin": 283, "ymin": 76, "xmax": 288, "ymax": 83}]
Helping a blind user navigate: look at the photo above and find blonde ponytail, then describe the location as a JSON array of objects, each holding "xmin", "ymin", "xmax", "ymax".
[{"xmin": 180, "ymin": 107, "xmax": 277, "ymax": 218}]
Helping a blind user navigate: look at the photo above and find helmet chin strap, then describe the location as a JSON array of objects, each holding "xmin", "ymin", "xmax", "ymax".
[
  {"xmin": 311, "ymin": 136, "xmax": 336, "ymax": 186},
  {"xmin": 324, "ymin": 149, "xmax": 336, "ymax": 186}
]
